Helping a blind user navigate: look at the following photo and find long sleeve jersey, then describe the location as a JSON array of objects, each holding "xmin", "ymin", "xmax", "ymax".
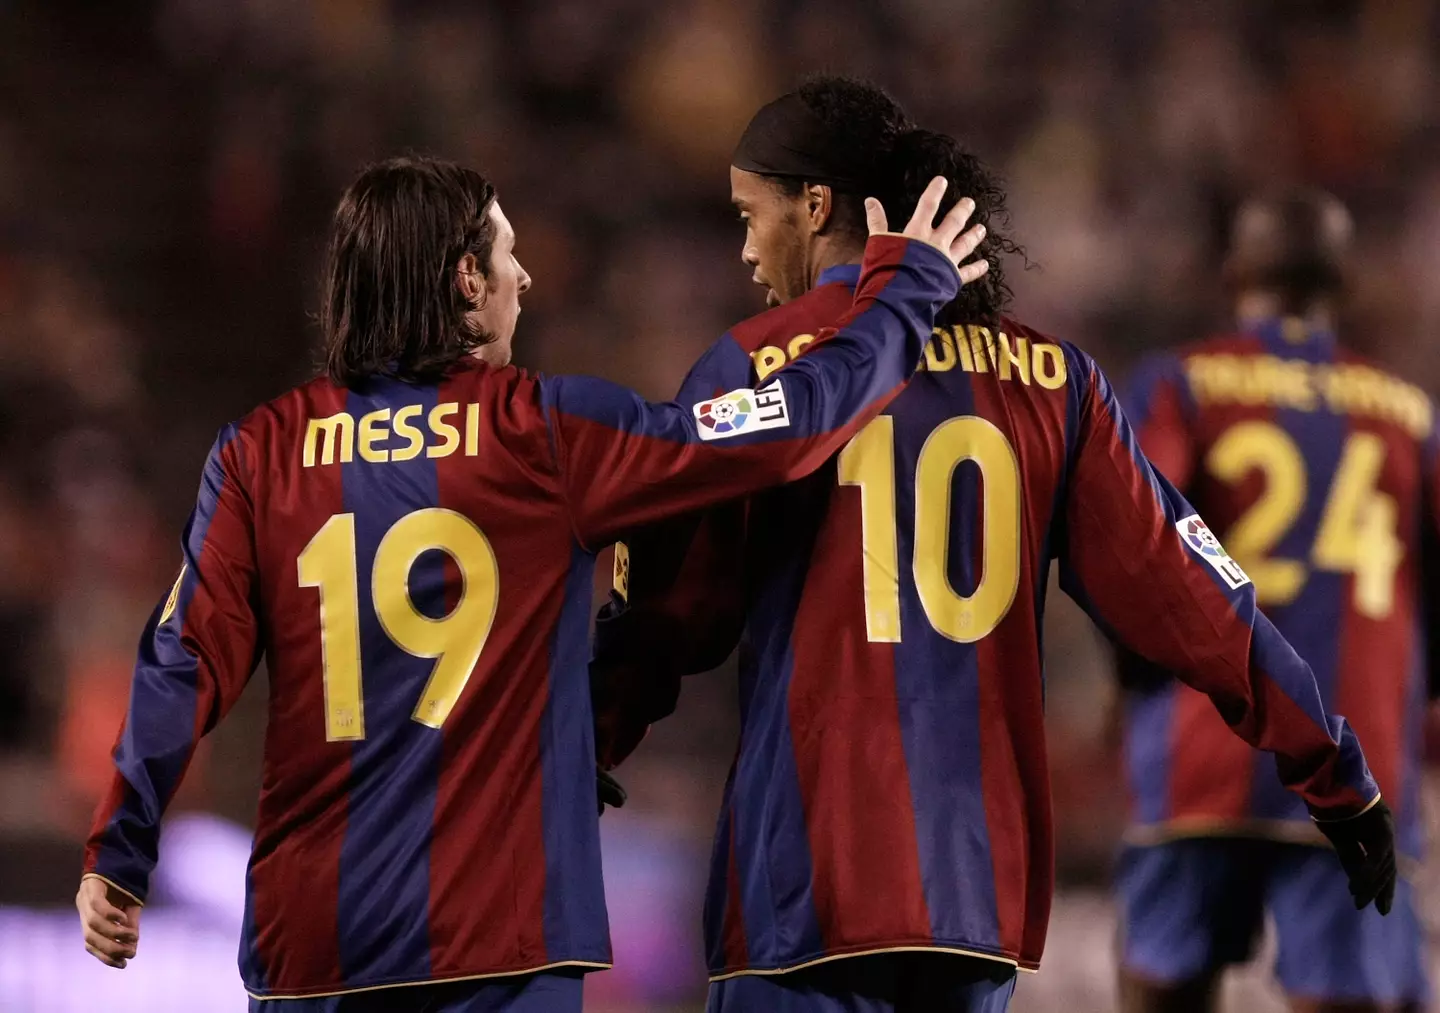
[
  {"xmin": 82, "ymin": 235, "xmax": 959, "ymax": 1000},
  {"xmin": 1121, "ymin": 320, "xmax": 1439, "ymax": 855},
  {"xmin": 593, "ymin": 268, "xmax": 1381, "ymax": 978}
]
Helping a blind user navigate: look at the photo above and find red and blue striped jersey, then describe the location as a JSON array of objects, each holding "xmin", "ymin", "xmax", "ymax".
[
  {"xmin": 1121, "ymin": 319, "xmax": 1440, "ymax": 855},
  {"xmin": 81, "ymin": 235, "xmax": 960, "ymax": 1000},
  {"xmin": 595, "ymin": 268, "xmax": 1380, "ymax": 977}
]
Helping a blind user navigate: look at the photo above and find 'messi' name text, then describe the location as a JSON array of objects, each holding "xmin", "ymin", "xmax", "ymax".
[{"xmin": 303, "ymin": 403, "xmax": 482, "ymax": 467}]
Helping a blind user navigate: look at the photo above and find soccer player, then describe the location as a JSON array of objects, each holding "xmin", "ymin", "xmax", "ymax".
[
  {"xmin": 72, "ymin": 154, "xmax": 989, "ymax": 1012},
  {"xmin": 1115, "ymin": 189, "xmax": 1432, "ymax": 1013},
  {"xmin": 590, "ymin": 80, "xmax": 1397, "ymax": 1013}
]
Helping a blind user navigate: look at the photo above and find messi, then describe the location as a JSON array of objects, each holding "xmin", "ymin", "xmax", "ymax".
[{"xmin": 302, "ymin": 402, "xmax": 484, "ymax": 467}]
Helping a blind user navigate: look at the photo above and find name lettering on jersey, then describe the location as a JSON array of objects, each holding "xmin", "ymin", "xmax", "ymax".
[
  {"xmin": 302, "ymin": 403, "xmax": 484, "ymax": 467},
  {"xmin": 1185, "ymin": 353, "xmax": 1433, "ymax": 439},
  {"xmin": 750, "ymin": 327, "xmax": 1067, "ymax": 390},
  {"xmin": 694, "ymin": 380, "xmax": 790, "ymax": 441},
  {"xmin": 1176, "ymin": 514, "xmax": 1252, "ymax": 590}
]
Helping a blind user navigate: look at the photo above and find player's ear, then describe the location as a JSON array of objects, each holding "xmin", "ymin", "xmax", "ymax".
[
  {"xmin": 805, "ymin": 183, "xmax": 833, "ymax": 234},
  {"xmin": 456, "ymin": 253, "xmax": 487, "ymax": 309}
]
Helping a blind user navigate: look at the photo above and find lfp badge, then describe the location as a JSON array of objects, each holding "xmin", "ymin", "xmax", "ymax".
[
  {"xmin": 1175, "ymin": 514, "xmax": 1251, "ymax": 589},
  {"xmin": 693, "ymin": 381, "xmax": 790, "ymax": 441},
  {"xmin": 697, "ymin": 390, "xmax": 753, "ymax": 435}
]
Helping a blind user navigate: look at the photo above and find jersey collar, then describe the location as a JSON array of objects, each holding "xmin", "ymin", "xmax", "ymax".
[
  {"xmin": 1245, "ymin": 315, "xmax": 1337, "ymax": 359},
  {"xmin": 817, "ymin": 263, "xmax": 862, "ymax": 289}
]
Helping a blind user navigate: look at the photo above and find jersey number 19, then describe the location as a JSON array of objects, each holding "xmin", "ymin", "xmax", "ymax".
[{"xmin": 298, "ymin": 508, "xmax": 500, "ymax": 741}]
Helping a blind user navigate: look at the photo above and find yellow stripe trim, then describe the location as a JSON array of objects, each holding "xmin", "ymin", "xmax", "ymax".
[
  {"xmin": 1128, "ymin": 795, "xmax": 1386, "ymax": 846},
  {"xmin": 80, "ymin": 873, "xmax": 145, "ymax": 908},
  {"xmin": 708, "ymin": 944, "xmax": 1034, "ymax": 983},
  {"xmin": 1311, "ymin": 792, "xmax": 1383, "ymax": 822},
  {"xmin": 246, "ymin": 961, "xmax": 610, "ymax": 1001},
  {"xmin": 1123, "ymin": 818, "xmax": 1329, "ymax": 847}
]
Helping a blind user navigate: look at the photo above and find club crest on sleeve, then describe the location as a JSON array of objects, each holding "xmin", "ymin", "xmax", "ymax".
[
  {"xmin": 1175, "ymin": 515, "xmax": 1251, "ymax": 589},
  {"xmin": 693, "ymin": 380, "xmax": 790, "ymax": 441}
]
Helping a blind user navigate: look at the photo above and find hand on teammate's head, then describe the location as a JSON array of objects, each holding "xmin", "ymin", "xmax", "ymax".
[{"xmin": 865, "ymin": 177, "xmax": 989, "ymax": 286}]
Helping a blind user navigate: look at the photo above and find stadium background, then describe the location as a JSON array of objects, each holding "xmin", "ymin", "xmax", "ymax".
[{"xmin": 1, "ymin": 0, "xmax": 1438, "ymax": 1009}]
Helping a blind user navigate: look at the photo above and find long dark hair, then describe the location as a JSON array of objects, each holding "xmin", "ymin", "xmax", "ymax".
[
  {"xmin": 769, "ymin": 77, "xmax": 1023, "ymax": 328},
  {"xmin": 321, "ymin": 156, "xmax": 499, "ymax": 387}
]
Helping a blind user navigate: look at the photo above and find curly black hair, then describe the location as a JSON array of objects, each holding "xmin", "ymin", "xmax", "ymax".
[{"xmin": 767, "ymin": 76, "xmax": 1023, "ymax": 328}]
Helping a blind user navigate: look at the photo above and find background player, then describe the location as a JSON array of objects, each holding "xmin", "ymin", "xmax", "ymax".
[
  {"xmin": 1115, "ymin": 189, "xmax": 1434, "ymax": 1013},
  {"xmin": 72, "ymin": 154, "xmax": 988, "ymax": 1011},
  {"xmin": 591, "ymin": 80, "xmax": 1397, "ymax": 1013}
]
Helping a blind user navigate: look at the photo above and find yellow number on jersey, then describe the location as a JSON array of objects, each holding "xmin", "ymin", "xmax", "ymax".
[
  {"xmin": 1312, "ymin": 433, "xmax": 1402, "ymax": 619},
  {"xmin": 838, "ymin": 416, "xmax": 900, "ymax": 641},
  {"xmin": 1206, "ymin": 421, "xmax": 1401, "ymax": 618},
  {"xmin": 1205, "ymin": 421, "xmax": 1308, "ymax": 605},
  {"xmin": 838, "ymin": 415, "xmax": 1022, "ymax": 643},
  {"xmin": 298, "ymin": 514, "xmax": 365, "ymax": 740},
  {"xmin": 298, "ymin": 508, "xmax": 500, "ymax": 741}
]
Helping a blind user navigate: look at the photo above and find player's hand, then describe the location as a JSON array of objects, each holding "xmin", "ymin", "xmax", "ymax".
[
  {"xmin": 597, "ymin": 767, "xmax": 627, "ymax": 816},
  {"xmin": 865, "ymin": 176, "xmax": 989, "ymax": 286},
  {"xmin": 1310, "ymin": 799, "xmax": 1397, "ymax": 915},
  {"xmin": 76, "ymin": 875, "xmax": 141, "ymax": 968}
]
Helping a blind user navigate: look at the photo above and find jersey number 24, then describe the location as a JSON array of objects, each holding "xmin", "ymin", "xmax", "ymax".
[{"xmin": 1207, "ymin": 421, "xmax": 1401, "ymax": 618}]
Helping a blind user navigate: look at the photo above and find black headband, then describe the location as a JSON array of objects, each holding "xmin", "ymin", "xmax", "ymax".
[{"xmin": 731, "ymin": 93, "xmax": 873, "ymax": 192}]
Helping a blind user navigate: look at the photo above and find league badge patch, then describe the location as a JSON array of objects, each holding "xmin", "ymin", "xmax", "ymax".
[
  {"xmin": 1176, "ymin": 514, "xmax": 1251, "ymax": 589},
  {"xmin": 694, "ymin": 380, "xmax": 790, "ymax": 441}
]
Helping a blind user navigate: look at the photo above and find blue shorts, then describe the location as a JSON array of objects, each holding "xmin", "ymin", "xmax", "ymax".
[
  {"xmin": 247, "ymin": 970, "xmax": 584, "ymax": 1013},
  {"xmin": 1117, "ymin": 838, "xmax": 1428, "ymax": 1005},
  {"xmin": 706, "ymin": 952, "xmax": 1017, "ymax": 1013}
]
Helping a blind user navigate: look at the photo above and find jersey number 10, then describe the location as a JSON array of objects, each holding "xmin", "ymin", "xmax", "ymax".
[
  {"xmin": 1207, "ymin": 421, "xmax": 1402, "ymax": 618},
  {"xmin": 298, "ymin": 508, "xmax": 500, "ymax": 741},
  {"xmin": 839, "ymin": 415, "xmax": 1022, "ymax": 644}
]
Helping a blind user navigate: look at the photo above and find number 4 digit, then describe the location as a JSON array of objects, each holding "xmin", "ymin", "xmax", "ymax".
[{"xmin": 1313, "ymin": 432, "xmax": 1403, "ymax": 619}]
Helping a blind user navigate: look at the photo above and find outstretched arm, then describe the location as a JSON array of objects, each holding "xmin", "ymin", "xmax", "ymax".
[{"xmin": 1058, "ymin": 348, "xmax": 1378, "ymax": 817}]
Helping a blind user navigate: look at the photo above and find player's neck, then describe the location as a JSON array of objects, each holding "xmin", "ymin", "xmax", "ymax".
[
  {"xmin": 1235, "ymin": 291, "xmax": 1336, "ymax": 334},
  {"xmin": 807, "ymin": 237, "xmax": 865, "ymax": 289}
]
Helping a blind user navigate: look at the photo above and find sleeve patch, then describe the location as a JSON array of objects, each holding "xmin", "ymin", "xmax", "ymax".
[
  {"xmin": 694, "ymin": 380, "xmax": 790, "ymax": 441},
  {"xmin": 1176, "ymin": 515, "xmax": 1251, "ymax": 589}
]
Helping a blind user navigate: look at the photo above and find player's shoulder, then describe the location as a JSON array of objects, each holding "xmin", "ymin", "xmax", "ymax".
[
  {"xmin": 1331, "ymin": 346, "xmax": 1438, "ymax": 446},
  {"xmin": 1332, "ymin": 343, "xmax": 1418, "ymax": 385},
  {"xmin": 727, "ymin": 281, "xmax": 854, "ymax": 354},
  {"xmin": 991, "ymin": 315, "xmax": 1092, "ymax": 392}
]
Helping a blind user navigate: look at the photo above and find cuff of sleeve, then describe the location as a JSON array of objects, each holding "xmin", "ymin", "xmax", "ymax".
[
  {"xmin": 1309, "ymin": 792, "xmax": 1384, "ymax": 823},
  {"xmin": 80, "ymin": 872, "xmax": 146, "ymax": 908}
]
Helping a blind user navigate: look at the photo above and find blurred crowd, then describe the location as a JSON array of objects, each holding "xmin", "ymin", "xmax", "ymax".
[{"xmin": 3, "ymin": 0, "xmax": 1440, "ymax": 1009}]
